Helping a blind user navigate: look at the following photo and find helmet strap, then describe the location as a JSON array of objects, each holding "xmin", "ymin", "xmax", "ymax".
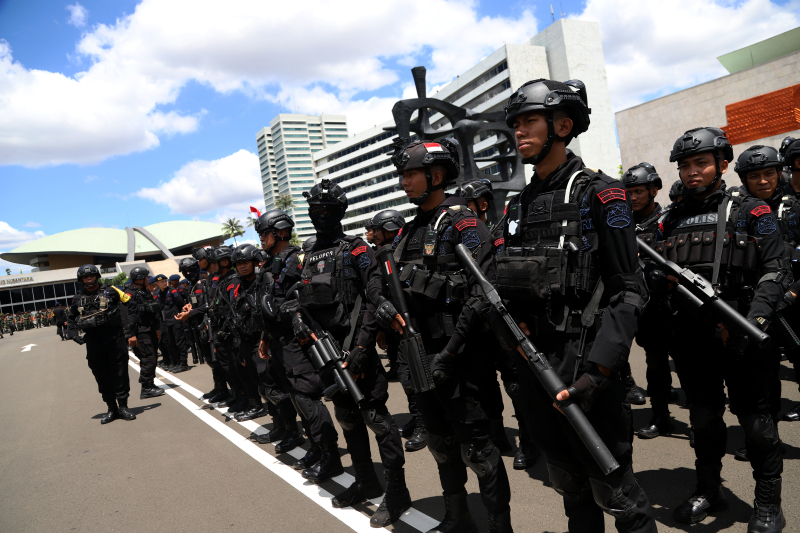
[
  {"xmin": 410, "ymin": 168, "xmax": 444, "ymax": 206},
  {"xmin": 521, "ymin": 111, "xmax": 556, "ymax": 165},
  {"xmin": 684, "ymin": 153, "xmax": 722, "ymax": 197}
]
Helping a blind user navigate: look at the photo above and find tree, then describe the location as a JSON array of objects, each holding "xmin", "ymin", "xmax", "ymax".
[
  {"xmin": 221, "ymin": 218, "xmax": 245, "ymax": 245},
  {"xmin": 290, "ymin": 232, "xmax": 301, "ymax": 247},
  {"xmin": 4, "ymin": 268, "xmax": 10, "ymax": 276},
  {"xmin": 275, "ymin": 194, "xmax": 294, "ymax": 212}
]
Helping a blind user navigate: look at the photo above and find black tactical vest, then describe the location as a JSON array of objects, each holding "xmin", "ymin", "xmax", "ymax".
[
  {"xmin": 75, "ymin": 289, "xmax": 119, "ymax": 330},
  {"xmin": 130, "ymin": 285, "xmax": 161, "ymax": 324},
  {"xmin": 233, "ymin": 276, "xmax": 265, "ymax": 337},
  {"xmin": 257, "ymin": 246, "xmax": 299, "ymax": 337}
]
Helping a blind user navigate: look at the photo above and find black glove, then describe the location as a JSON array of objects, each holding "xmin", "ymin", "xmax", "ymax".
[
  {"xmin": 344, "ymin": 346, "xmax": 368, "ymax": 375},
  {"xmin": 291, "ymin": 314, "xmax": 312, "ymax": 341},
  {"xmin": 503, "ymin": 381, "xmax": 520, "ymax": 399},
  {"xmin": 565, "ymin": 365, "xmax": 610, "ymax": 412},
  {"xmin": 280, "ymin": 300, "xmax": 301, "ymax": 323},
  {"xmin": 645, "ymin": 266, "xmax": 670, "ymax": 293},
  {"xmin": 375, "ymin": 300, "xmax": 399, "ymax": 329},
  {"xmin": 431, "ymin": 351, "xmax": 456, "ymax": 385}
]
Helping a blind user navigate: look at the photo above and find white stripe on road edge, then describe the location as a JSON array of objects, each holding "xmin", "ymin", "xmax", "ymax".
[{"xmin": 129, "ymin": 355, "xmax": 439, "ymax": 532}]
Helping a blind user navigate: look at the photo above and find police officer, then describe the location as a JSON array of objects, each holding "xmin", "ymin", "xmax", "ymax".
[
  {"xmin": 364, "ymin": 220, "xmax": 375, "ymax": 247},
  {"xmin": 164, "ymin": 273, "xmax": 189, "ymax": 372},
  {"xmin": 54, "ymin": 302, "xmax": 66, "ymax": 340},
  {"xmin": 657, "ymin": 129, "xmax": 790, "ymax": 532},
  {"xmin": 621, "ymin": 163, "xmax": 680, "ymax": 438},
  {"xmin": 668, "ymin": 180, "xmax": 684, "ymax": 206},
  {"xmin": 123, "ymin": 266, "xmax": 166, "ymax": 400},
  {"xmin": 779, "ymin": 137, "xmax": 800, "ymax": 196},
  {"xmin": 501, "ymin": 79, "xmax": 656, "ymax": 532},
  {"xmin": 285, "ymin": 180, "xmax": 412, "ymax": 527},
  {"xmin": 382, "ymin": 138, "xmax": 513, "ymax": 532},
  {"xmin": 66, "ymin": 265, "xmax": 136, "ymax": 424}
]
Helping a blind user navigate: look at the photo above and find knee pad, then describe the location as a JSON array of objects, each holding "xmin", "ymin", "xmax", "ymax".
[
  {"xmin": 589, "ymin": 469, "xmax": 644, "ymax": 522},
  {"xmin": 334, "ymin": 406, "xmax": 360, "ymax": 431},
  {"xmin": 290, "ymin": 394, "xmax": 320, "ymax": 421},
  {"xmin": 690, "ymin": 405, "xmax": 725, "ymax": 433},
  {"xmin": 260, "ymin": 384, "xmax": 282, "ymax": 406},
  {"xmin": 362, "ymin": 408, "xmax": 392, "ymax": 437},
  {"xmin": 546, "ymin": 463, "xmax": 591, "ymax": 502},
  {"xmin": 460, "ymin": 441, "xmax": 501, "ymax": 478},
  {"xmin": 740, "ymin": 413, "xmax": 779, "ymax": 452},
  {"xmin": 427, "ymin": 433, "xmax": 456, "ymax": 464}
]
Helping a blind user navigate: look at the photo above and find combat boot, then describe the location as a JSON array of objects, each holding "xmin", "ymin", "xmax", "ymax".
[
  {"xmin": 172, "ymin": 363, "xmax": 189, "ymax": 373},
  {"xmin": 399, "ymin": 417, "xmax": 416, "ymax": 439},
  {"xmin": 225, "ymin": 396, "xmax": 248, "ymax": 414},
  {"xmin": 332, "ymin": 460, "xmax": 383, "ymax": 509},
  {"xmin": 674, "ymin": 466, "xmax": 727, "ymax": 524},
  {"xmin": 405, "ymin": 421, "xmax": 428, "ymax": 452},
  {"xmin": 513, "ymin": 442, "xmax": 540, "ymax": 470},
  {"xmin": 635, "ymin": 413, "xmax": 674, "ymax": 439},
  {"xmin": 293, "ymin": 443, "xmax": 322, "ymax": 471},
  {"xmin": 274, "ymin": 426, "xmax": 305, "ymax": 453},
  {"xmin": 370, "ymin": 468, "xmax": 412, "ymax": 527},
  {"xmin": 209, "ymin": 389, "xmax": 232, "ymax": 404},
  {"xmin": 488, "ymin": 509, "xmax": 513, "ymax": 533},
  {"xmin": 257, "ymin": 415, "xmax": 286, "ymax": 444},
  {"xmin": 624, "ymin": 372, "xmax": 646, "ymax": 405},
  {"xmin": 426, "ymin": 491, "xmax": 478, "ymax": 533},
  {"xmin": 782, "ymin": 403, "xmax": 800, "ymax": 422},
  {"xmin": 101, "ymin": 401, "xmax": 119, "ymax": 424},
  {"xmin": 140, "ymin": 385, "xmax": 165, "ymax": 399},
  {"xmin": 236, "ymin": 401, "xmax": 269, "ymax": 421},
  {"xmin": 302, "ymin": 442, "xmax": 344, "ymax": 483},
  {"xmin": 748, "ymin": 478, "xmax": 786, "ymax": 533},
  {"xmin": 117, "ymin": 400, "xmax": 137, "ymax": 421},
  {"xmin": 201, "ymin": 387, "xmax": 218, "ymax": 400},
  {"xmin": 489, "ymin": 419, "xmax": 513, "ymax": 453}
]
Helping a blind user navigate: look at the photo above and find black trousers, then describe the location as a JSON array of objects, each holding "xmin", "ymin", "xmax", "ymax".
[
  {"xmin": 215, "ymin": 337, "xmax": 246, "ymax": 399},
  {"xmin": 199, "ymin": 341, "xmax": 228, "ymax": 391},
  {"xmin": 636, "ymin": 302, "xmax": 676, "ymax": 415},
  {"xmin": 157, "ymin": 327, "xmax": 171, "ymax": 365},
  {"xmin": 132, "ymin": 329, "xmax": 158, "ymax": 387},
  {"xmin": 56, "ymin": 324, "xmax": 64, "ymax": 339},
  {"xmin": 330, "ymin": 348, "xmax": 405, "ymax": 471},
  {"xmin": 517, "ymin": 333, "xmax": 656, "ymax": 533},
  {"xmin": 167, "ymin": 323, "xmax": 188, "ymax": 366},
  {"xmin": 237, "ymin": 335, "xmax": 266, "ymax": 403},
  {"xmin": 85, "ymin": 330, "xmax": 131, "ymax": 404}
]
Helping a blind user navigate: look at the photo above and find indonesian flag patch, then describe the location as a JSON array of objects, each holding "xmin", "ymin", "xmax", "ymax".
[{"xmin": 424, "ymin": 143, "xmax": 444, "ymax": 152}]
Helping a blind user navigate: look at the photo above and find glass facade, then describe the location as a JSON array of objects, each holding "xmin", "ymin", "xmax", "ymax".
[{"xmin": 0, "ymin": 281, "xmax": 79, "ymax": 314}]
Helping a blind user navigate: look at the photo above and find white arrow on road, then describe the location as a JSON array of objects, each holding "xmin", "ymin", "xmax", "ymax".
[{"xmin": 20, "ymin": 344, "xmax": 36, "ymax": 352}]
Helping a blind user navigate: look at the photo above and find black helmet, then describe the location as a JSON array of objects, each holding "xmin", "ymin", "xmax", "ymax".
[
  {"xmin": 212, "ymin": 245, "xmax": 233, "ymax": 264},
  {"xmin": 255, "ymin": 209, "xmax": 294, "ymax": 250},
  {"xmin": 504, "ymin": 79, "xmax": 591, "ymax": 164},
  {"xmin": 622, "ymin": 163, "xmax": 662, "ymax": 190},
  {"xmin": 304, "ymin": 179, "xmax": 348, "ymax": 233},
  {"xmin": 192, "ymin": 246, "xmax": 216, "ymax": 262},
  {"xmin": 669, "ymin": 127, "xmax": 733, "ymax": 196},
  {"xmin": 76, "ymin": 264, "xmax": 100, "ymax": 284},
  {"xmin": 735, "ymin": 145, "xmax": 783, "ymax": 195},
  {"xmin": 371, "ymin": 209, "xmax": 405, "ymax": 233},
  {"xmin": 779, "ymin": 136, "xmax": 800, "ymax": 171},
  {"xmin": 460, "ymin": 179, "xmax": 494, "ymax": 201},
  {"xmin": 129, "ymin": 266, "xmax": 150, "ymax": 282},
  {"xmin": 302, "ymin": 236, "xmax": 317, "ymax": 253},
  {"xmin": 179, "ymin": 257, "xmax": 200, "ymax": 282},
  {"xmin": 668, "ymin": 180, "xmax": 684, "ymax": 202},
  {"xmin": 231, "ymin": 244, "xmax": 259, "ymax": 264},
  {"xmin": 391, "ymin": 137, "xmax": 460, "ymax": 205}
]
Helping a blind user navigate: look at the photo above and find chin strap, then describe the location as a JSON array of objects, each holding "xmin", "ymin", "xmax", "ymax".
[
  {"xmin": 521, "ymin": 111, "xmax": 556, "ymax": 165},
  {"xmin": 686, "ymin": 155, "xmax": 723, "ymax": 197},
  {"xmin": 410, "ymin": 168, "xmax": 446, "ymax": 206}
]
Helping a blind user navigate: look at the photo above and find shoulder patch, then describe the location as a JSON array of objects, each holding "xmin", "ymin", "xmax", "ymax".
[
  {"xmin": 756, "ymin": 216, "xmax": 778, "ymax": 235},
  {"xmin": 494, "ymin": 238, "xmax": 504, "ymax": 248},
  {"xmin": 350, "ymin": 246, "xmax": 368, "ymax": 256},
  {"xmin": 462, "ymin": 228, "xmax": 480, "ymax": 249},
  {"xmin": 751, "ymin": 205, "xmax": 771, "ymax": 217},
  {"xmin": 195, "ymin": 290, "xmax": 203, "ymax": 294},
  {"xmin": 606, "ymin": 202, "xmax": 631, "ymax": 228},
  {"xmin": 455, "ymin": 218, "xmax": 478, "ymax": 231},
  {"xmin": 357, "ymin": 253, "xmax": 371, "ymax": 269},
  {"xmin": 226, "ymin": 284, "xmax": 235, "ymax": 291},
  {"xmin": 597, "ymin": 188, "xmax": 626, "ymax": 204},
  {"xmin": 233, "ymin": 285, "xmax": 240, "ymax": 298}
]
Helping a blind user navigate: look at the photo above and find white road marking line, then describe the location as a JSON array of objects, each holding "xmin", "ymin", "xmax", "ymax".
[
  {"xmin": 129, "ymin": 356, "xmax": 439, "ymax": 532},
  {"xmin": 20, "ymin": 344, "xmax": 36, "ymax": 352}
]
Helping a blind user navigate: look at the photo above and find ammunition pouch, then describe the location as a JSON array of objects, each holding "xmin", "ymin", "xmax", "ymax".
[
  {"xmin": 77, "ymin": 312, "xmax": 110, "ymax": 331},
  {"xmin": 400, "ymin": 268, "xmax": 468, "ymax": 305},
  {"xmin": 495, "ymin": 249, "xmax": 551, "ymax": 302}
]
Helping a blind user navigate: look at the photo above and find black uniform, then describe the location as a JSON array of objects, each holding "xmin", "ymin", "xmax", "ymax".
[
  {"xmin": 66, "ymin": 285, "xmax": 131, "ymax": 408},
  {"xmin": 122, "ymin": 283, "xmax": 162, "ymax": 389},
  {"xmin": 186, "ymin": 277, "xmax": 228, "ymax": 392},
  {"xmin": 208, "ymin": 269, "xmax": 247, "ymax": 406},
  {"xmin": 54, "ymin": 305, "xmax": 66, "ymax": 340},
  {"xmin": 501, "ymin": 154, "xmax": 655, "ymax": 533},
  {"xmin": 164, "ymin": 285, "xmax": 189, "ymax": 368}
]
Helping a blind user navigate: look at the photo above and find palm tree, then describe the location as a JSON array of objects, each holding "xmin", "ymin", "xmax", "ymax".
[
  {"xmin": 290, "ymin": 232, "xmax": 301, "ymax": 247},
  {"xmin": 4, "ymin": 268, "xmax": 10, "ymax": 276},
  {"xmin": 275, "ymin": 194, "xmax": 294, "ymax": 212},
  {"xmin": 222, "ymin": 218, "xmax": 245, "ymax": 245}
]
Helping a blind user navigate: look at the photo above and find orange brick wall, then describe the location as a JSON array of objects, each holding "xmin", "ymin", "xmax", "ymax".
[{"xmin": 723, "ymin": 84, "xmax": 800, "ymax": 145}]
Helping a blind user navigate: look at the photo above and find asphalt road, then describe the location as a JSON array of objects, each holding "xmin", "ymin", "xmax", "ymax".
[{"xmin": 1, "ymin": 326, "xmax": 799, "ymax": 533}]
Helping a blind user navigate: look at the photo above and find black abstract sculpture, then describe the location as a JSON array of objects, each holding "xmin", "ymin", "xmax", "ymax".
[{"xmin": 386, "ymin": 66, "xmax": 525, "ymax": 223}]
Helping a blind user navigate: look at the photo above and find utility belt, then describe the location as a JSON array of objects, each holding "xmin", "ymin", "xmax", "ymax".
[
  {"xmin": 398, "ymin": 266, "xmax": 469, "ymax": 306},
  {"xmin": 656, "ymin": 231, "xmax": 759, "ymax": 273}
]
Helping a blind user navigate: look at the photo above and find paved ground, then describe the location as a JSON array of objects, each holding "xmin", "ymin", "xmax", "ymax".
[{"xmin": 1, "ymin": 326, "xmax": 799, "ymax": 532}]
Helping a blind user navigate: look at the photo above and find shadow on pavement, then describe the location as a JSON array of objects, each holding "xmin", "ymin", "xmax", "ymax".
[{"xmin": 129, "ymin": 402, "xmax": 162, "ymax": 415}]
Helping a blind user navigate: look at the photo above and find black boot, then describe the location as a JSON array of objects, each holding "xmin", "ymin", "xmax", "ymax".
[
  {"xmin": 735, "ymin": 446, "xmax": 749, "ymax": 462},
  {"xmin": 225, "ymin": 396, "xmax": 248, "ymax": 414},
  {"xmin": 293, "ymin": 444, "xmax": 322, "ymax": 471},
  {"xmin": 670, "ymin": 387, "xmax": 680, "ymax": 403},
  {"xmin": 274, "ymin": 427, "xmax": 305, "ymax": 453},
  {"xmin": 257, "ymin": 416, "xmax": 286, "ymax": 444},
  {"xmin": 748, "ymin": 478, "xmax": 785, "ymax": 533},
  {"xmin": 370, "ymin": 468, "xmax": 412, "ymax": 527},
  {"xmin": 302, "ymin": 442, "xmax": 344, "ymax": 483},
  {"xmin": 140, "ymin": 385, "xmax": 165, "ymax": 399},
  {"xmin": 202, "ymin": 388, "xmax": 218, "ymax": 400},
  {"xmin": 332, "ymin": 461, "xmax": 383, "ymax": 509},
  {"xmin": 209, "ymin": 389, "xmax": 232, "ymax": 404},
  {"xmin": 624, "ymin": 373, "xmax": 646, "ymax": 405},
  {"xmin": 101, "ymin": 401, "xmax": 119, "ymax": 424},
  {"xmin": 513, "ymin": 443, "xmax": 540, "ymax": 470},
  {"xmin": 399, "ymin": 417, "xmax": 416, "ymax": 439},
  {"xmin": 783, "ymin": 403, "xmax": 800, "ymax": 422},
  {"xmin": 172, "ymin": 362, "xmax": 189, "ymax": 373},
  {"xmin": 489, "ymin": 419, "xmax": 513, "ymax": 454},
  {"xmin": 117, "ymin": 400, "xmax": 137, "ymax": 421},
  {"xmin": 236, "ymin": 401, "xmax": 269, "ymax": 422},
  {"xmin": 674, "ymin": 466, "xmax": 727, "ymax": 524},
  {"xmin": 635, "ymin": 413, "xmax": 674, "ymax": 439},
  {"xmin": 426, "ymin": 491, "xmax": 479, "ymax": 533},
  {"xmin": 405, "ymin": 422, "xmax": 428, "ymax": 452},
  {"xmin": 488, "ymin": 509, "xmax": 513, "ymax": 533}
]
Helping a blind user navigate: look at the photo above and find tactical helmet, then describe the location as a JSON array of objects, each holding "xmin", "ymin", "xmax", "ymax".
[
  {"xmin": 129, "ymin": 266, "xmax": 150, "ymax": 282},
  {"xmin": 211, "ymin": 245, "xmax": 233, "ymax": 264},
  {"xmin": 231, "ymin": 244, "xmax": 259, "ymax": 264},
  {"xmin": 192, "ymin": 246, "xmax": 216, "ymax": 262},
  {"xmin": 302, "ymin": 236, "xmax": 317, "ymax": 253},
  {"xmin": 76, "ymin": 264, "xmax": 100, "ymax": 284},
  {"xmin": 622, "ymin": 162, "xmax": 662, "ymax": 190},
  {"xmin": 779, "ymin": 136, "xmax": 800, "ymax": 172},
  {"xmin": 735, "ymin": 145, "xmax": 783, "ymax": 183},
  {"xmin": 304, "ymin": 179, "xmax": 348, "ymax": 233},
  {"xmin": 669, "ymin": 127, "xmax": 733, "ymax": 195},
  {"xmin": 504, "ymin": 79, "xmax": 591, "ymax": 164},
  {"xmin": 391, "ymin": 137, "xmax": 460, "ymax": 205},
  {"xmin": 179, "ymin": 257, "xmax": 200, "ymax": 282},
  {"xmin": 668, "ymin": 180, "xmax": 684, "ymax": 202},
  {"xmin": 255, "ymin": 209, "xmax": 294, "ymax": 234},
  {"xmin": 371, "ymin": 209, "xmax": 405, "ymax": 233},
  {"xmin": 460, "ymin": 179, "xmax": 494, "ymax": 201}
]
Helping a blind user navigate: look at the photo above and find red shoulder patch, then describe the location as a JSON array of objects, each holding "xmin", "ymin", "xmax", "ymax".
[
  {"xmin": 233, "ymin": 285, "xmax": 240, "ymax": 298},
  {"xmin": 494, "ymin": 238, "xmax": 504, "ymax": 248},
  {"xmin": 455, "ymin": 218, "xmax": 478, "ymax": 231},
  {"xmin": 397, "ymin": 227, "xmax": 403, "ymax": 236},
  {"xmin": 751, "ymin": 205, "xmax": 771, "ymax": 217},
  {"xmin": 226, "ymin": 284, "xmax": 234, "ymax": 291},
  {"xmin": 350, "ymin": 246, "xmax": 368, "ymax": 256},
  {"xmin": 171, "ymin": 290, "xmax": 177, "ymax": 294},
  {"xmin": 195, "ymin": 290, "xmax": 203, "ymax": 294},
  {"xmin": 597, "ymin": 188, "xmax": 626, "ymax": 204}
]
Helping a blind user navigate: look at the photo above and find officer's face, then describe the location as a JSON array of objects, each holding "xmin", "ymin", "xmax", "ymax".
[
  {"xmin": 208, "ymin": 262, "xmax": 219, "ymax": 274},
  {"xmin": 365, "ymin": 229, "xmax": 373, "ymax": 243},
  {"xmin": 513, "ymin": 111, "xmax": 550, "ymax": 159},
  {"xmin": 81, "ymin": 274, "xmax": 98, "ymax": 286},
  {"xmin": 156, "ymin": 279, "xmax": 168, "ymax": 291},
  {"xmin": 260, "ymin": 230, "xmax": 275, "ymax": 250},
  {"xmin": 678, "ymin": 153, "xmax": 727, "ymax": 190},
  {"xmin": 627, "ymin": 185, "xmax": 657, "ymax": 213},
  {"xmin": 236, "ymin": 260, "xmax": 254, "ymax": 277},
  {"xmin": 466, "ymin": 198, "xmax": 489, "ymax": 213},
  {"xmin": 746, "ymin": 167, "xmax": 779, "ymax": 200},
  {"xmin": 401, "ymin": 168, "xmax": 429, "ymax": 199},
  {"xmin": 198, "ymin": 258, "xmax": 209, "ymax": 270}
]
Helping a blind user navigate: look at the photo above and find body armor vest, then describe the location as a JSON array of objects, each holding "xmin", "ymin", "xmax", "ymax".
[
  {"xmin": 130, "ymin": 286, "xmax": 161, "ymax": 324},
  {"xmin": 634, "ymin": 206, "xmax": 662, "ymax": 246},
  {"xmin": 75, "ymin": 290, "xmax": 119, "ymax": 330},
  {"xmin": 232, "ymin": 276, "xmax": 265, "ymax": 337},
  {"xmin": 257, "ymin": 246, "xmax": 299, "ymax": 338}
]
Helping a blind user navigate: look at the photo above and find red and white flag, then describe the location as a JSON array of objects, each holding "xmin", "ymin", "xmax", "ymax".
[{"xmin": 250, "ymin": 206, "xmax": 262, "ymax": 219}]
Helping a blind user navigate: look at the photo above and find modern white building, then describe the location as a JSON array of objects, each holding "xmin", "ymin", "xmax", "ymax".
[
  {"xmin": 256, "ymin": 114, "xmax": 349, "ymax": 239},
  {"xmin": 312, "ymin": 19, "xmax": 620, "ymax": 235}
]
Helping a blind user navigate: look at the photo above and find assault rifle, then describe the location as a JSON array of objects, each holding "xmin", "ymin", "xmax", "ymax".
[
  {"xmin": 455, "ymin": 243, "xmax": 620, "ymax": 475},
  {"xmin": 375, "ymin": 245, "xmax": 436, "ymax": 393},
  {"xmin": 637, "ymin": 238, "xmax": 770, "ymax": 348}
]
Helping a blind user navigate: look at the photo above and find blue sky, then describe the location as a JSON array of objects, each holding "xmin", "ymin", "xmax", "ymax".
[{"xmin": 1, "ymin": 0, "xmax": 798, "ymax": 273}]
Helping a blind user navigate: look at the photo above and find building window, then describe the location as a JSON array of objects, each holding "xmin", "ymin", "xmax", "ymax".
[{"xmin": 327, "ymin": 131, "xmax": 396, "ymax": 161}]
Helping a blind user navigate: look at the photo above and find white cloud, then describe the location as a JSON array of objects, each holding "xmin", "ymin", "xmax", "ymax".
[
  {"xmin": 0, "ymin": 221, "xmax": 46, "ymax": 250},
  {"xmin": 0, "ymin": 0, "xmax": 536, "ymax": 167},
  {"xmin": 576, "ymin": 0, "xmax": 800, "ymax": 110},
  {"xmin": 23, "ymin": 222, "xmax": 41, "ymax": 228},
  {"xmin": 66, "ymin": 3, "xmax": 88, "ymax": 28},
  {"xmin": 135, "ymin": 149, "xmax": 263, "ymax": 217}
]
